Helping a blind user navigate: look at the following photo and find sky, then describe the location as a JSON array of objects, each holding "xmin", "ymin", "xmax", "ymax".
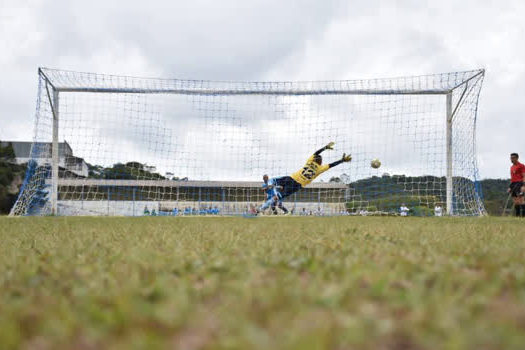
[{"xmin": 1, "ymin": 0, "xmax": 524, "ymax": 179}]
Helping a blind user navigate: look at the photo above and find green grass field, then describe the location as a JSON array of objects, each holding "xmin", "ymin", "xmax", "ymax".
[{"xmin": 1, "ymin": 216, "xmax": 525, "ymax": 349}]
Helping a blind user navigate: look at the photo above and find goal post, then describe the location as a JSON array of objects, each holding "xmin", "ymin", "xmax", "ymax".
[
  {"xmin": 51, "ymin": 87, "xmax": 59, "ymax": 216},
  {"xmin": 10, "ymin": 68, "xmax": 485, "ymax": 216},
  {"xmin": 446, "ymin": 92, "xmax": 453, "ymax": 216}
]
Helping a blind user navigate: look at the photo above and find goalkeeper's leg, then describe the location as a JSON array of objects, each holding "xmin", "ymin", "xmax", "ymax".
[{"xmin": 277, "ymin": 200, "xmax": 289, "ymax": 214}]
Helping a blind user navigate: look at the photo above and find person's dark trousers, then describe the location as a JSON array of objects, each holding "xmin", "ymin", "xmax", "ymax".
[
  {"xmin": 278, "ymin": 202, "xmax": 288, "ymax": 214},
  {"xmin": 515, "ymin": 204, "xmax": 523, "ymax": 217}
]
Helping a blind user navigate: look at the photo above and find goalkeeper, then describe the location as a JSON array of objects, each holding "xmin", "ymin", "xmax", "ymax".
[{"xmin": 261, "ymin": 142, "xmax": 351, "ymax": 209}]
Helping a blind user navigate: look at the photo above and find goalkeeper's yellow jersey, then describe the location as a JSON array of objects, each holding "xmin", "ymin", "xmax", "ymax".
[{"xmin": 291, "ymin": 155, "xmax": 330, "ymax": 187}]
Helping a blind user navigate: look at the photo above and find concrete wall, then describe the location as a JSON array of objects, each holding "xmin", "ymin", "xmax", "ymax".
[{"xmin": 57, "ymin": 200, "xmax": 346, "ymax": 216}]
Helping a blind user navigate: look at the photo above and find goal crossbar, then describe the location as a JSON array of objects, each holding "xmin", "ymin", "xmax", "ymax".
[
  {"xmin": 39, "ymin": 68, "xmax": 484, "ymax": 96},
  {"xmin": 52, "ymin": 87, "xmax": 452, "ymax": 95}
]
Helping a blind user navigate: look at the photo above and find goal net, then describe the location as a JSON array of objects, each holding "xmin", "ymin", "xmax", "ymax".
[{"xmin": 10, "ymin": 68, "xmax": 485, "ymax": 216}]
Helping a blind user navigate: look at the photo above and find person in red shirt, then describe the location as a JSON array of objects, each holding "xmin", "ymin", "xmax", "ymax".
[{"xmin": 508, "ymin": 153, "xmax": 525, "ymax": 216}]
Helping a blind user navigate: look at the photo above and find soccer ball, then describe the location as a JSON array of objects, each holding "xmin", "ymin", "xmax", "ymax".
[{"xmin": 371, "ymin": 158, "xmax": 381, "ymax": 169}]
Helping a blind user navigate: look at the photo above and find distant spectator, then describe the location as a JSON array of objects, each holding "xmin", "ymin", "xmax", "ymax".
[
  {"xmin": 434, "ymin": 205, "xmax": 443, "ymax": 217},
  {"xmin": 399, "ymin": 204, "xmax": 409, "ymax": 217},
  {"xmin": 143, "ymin": 206, "xmax": 150, "ymax": 216}
]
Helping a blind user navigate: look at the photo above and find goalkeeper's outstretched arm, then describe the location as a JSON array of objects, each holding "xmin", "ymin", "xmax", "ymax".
[
  {"xmin": 328, "ymin": 153, "xmax": 352, "ymax": 168},
  {"xmin": 314, "ymin": 141, "xmax": 335, "ymax": 155}
]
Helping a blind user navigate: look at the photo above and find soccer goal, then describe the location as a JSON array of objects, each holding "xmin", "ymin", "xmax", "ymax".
[{"xmin": 10, "ymin": 68, "xmax": 485, "ymax": 216}]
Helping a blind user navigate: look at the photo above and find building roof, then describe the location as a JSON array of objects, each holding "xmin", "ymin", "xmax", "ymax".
[{"xmin": 55, "ymin": 179, "xmax": 347, "ymax": 189}]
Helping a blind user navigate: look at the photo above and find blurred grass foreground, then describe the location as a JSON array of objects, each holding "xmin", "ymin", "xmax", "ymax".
[{"xmin": 1, "ymin": 216, "xmax": 525, "ymax": 349}]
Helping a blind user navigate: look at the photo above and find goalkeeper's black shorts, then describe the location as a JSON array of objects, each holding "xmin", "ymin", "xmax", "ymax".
[
  {"xmin": 510, "ymin": 182, "xmax": 524, "ymax": 198},
  {"xmin": 275, "ymin": 176, "xmax": 303, "ymax": 199}
]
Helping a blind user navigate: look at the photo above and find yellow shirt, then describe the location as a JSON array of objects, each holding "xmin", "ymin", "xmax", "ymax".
[{"xmin": 291, "ymin": 155, "xmax": 330, "ymax": 187}]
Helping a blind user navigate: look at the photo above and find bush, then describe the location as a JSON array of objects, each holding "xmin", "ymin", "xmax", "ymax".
[
  {"xmin": 0, "ymin": 160, "xmax": 26, "ymax": 214},
  {"xmin": 0, "ymin": 142, "xmax": 15, "ymax": 161},
  {"xmin": 410, "ymin": 206, "xmax": 435, "ymax": 217}
]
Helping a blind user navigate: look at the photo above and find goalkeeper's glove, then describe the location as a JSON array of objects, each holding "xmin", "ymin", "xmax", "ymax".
[
  {"xmin": 325, "ymin": 141, "xmax": 335, "ymax": 150},
  {"xmin": 342, "ymin": 153, "xmax": 352, "ymax": 162}
]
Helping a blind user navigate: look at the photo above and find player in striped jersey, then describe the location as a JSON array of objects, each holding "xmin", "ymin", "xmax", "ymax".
[{"xmin": 259, "ymin": 174, "xmax": 288, "ymax": 214}]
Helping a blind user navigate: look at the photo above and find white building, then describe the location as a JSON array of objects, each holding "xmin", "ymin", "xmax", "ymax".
[{"xmin": 0, "ymin": 141, "xmax": 88, "ymax": 177}]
